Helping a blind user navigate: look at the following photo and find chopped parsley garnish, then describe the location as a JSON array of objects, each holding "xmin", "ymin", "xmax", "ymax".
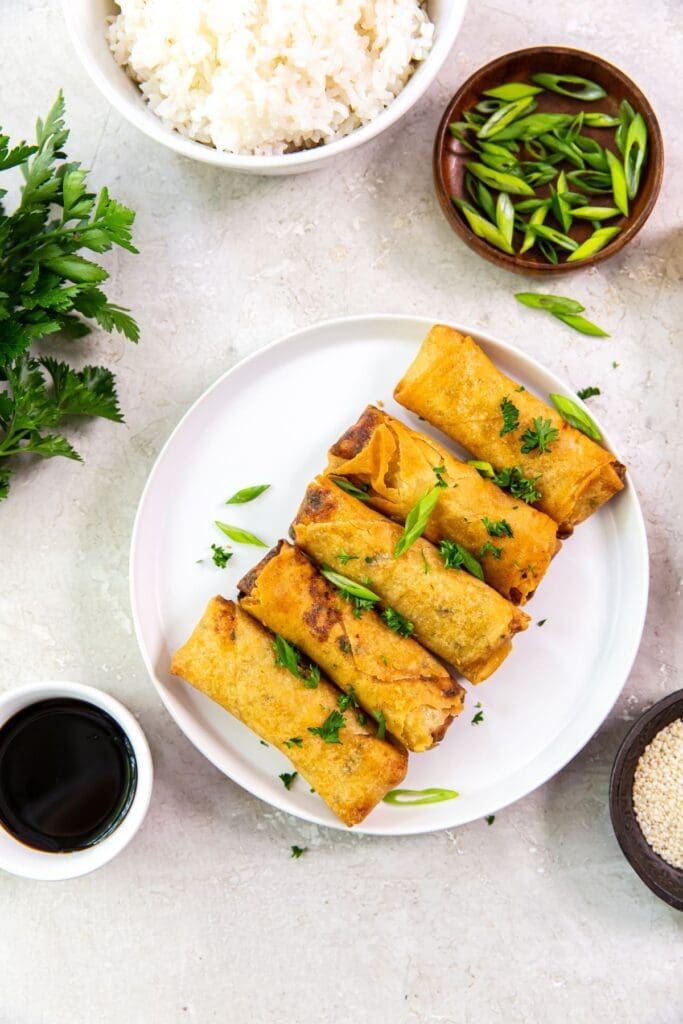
[
  {"xmin": 514, "ymin": 385, "xmax": 526, "ymax": 393},
  {"xmin": 471, "ymin": 710, "xmax": 484, "ymax": 725},
  {"xmin": 320, "ymin": 566, "xmax": 380, "ymax": 618},
  {"xmin": 480, "ymin": 540, "xmax": 503, "ymax": 560},
  {"xmin": 272, "ymin": 634, "xmax": 320, "ymax": 688},
  {"xmin": 439, "ymin": 539, "xmax": 484, "ymax": 580},
  {"xmin": 373, "ymin": 709, "xmax": 387, "ymax": 740},
  {"xmin": 481, "ymin": 517, "xmax": 513, "ymax": 538},
  {"xmin": 612, "ymin": 361, "xmax": 619, "ymax": 369},
  {"xmin": 520, "ymin": 417, "xmax": 559, "ymax": 454},
  {"xmin": 537, "ymin": 618, "xmax": 547, "ymax": 627},
  {"xmin": 332, "ymin": 477, "xmax": 371, "ymax": 502},
  {"xmin": 211, "ymin": 543, "xmax": 232, "ymax": 568},
  {"xmin": 259, "ymin": 740, "xmax": 269, "ymax": 747},
  {"xmin": 290, "ymin": 845, "xmax": 308, "ymax": 858},
  {"xmin": 364, "ymin": 555, "xmax": 376, "ymax": 564},
  {"xmin": 486, "ymin": 815, "xmax": 495, "ymax": 825},
  {"xmin": 491, "ymin": 466, "xmax": 542, "ymax": 504},
  {"xmin": 394, "ymin": 486, "xmax": 441, "ymax": 558},
  {"xmin": 339, "ymin": 637, "xmax": 351, "ymax": 654},
  {"xmin": 337, "ymin": 686, "xmax": 360, "ymax": 712},
  {"xmin": 337, "ymin": 550, "xmax": 358, "ymax": 566},
  {"xmin": 279, "ymin": 771, "xmax": 297, "ymax": 790},
  {"xmin": 308, "ymin": 709, "xmax": 346, "ymax": 744},
  {"xmin": 433, "ymin": 465, "xmax": 448, "ymax": 488},
  {"xmin": 577, "ymin": 386, "xmax": 601, "ymax": 400},
  {"xmin": 283, "ymin": 737, "xmax": 303, "ymax": 749},
  {"xmin": 500, "ymin": 396, "xmax": 520, "ymax": 436},
  {"xmin": 381, "ymin": 607, "xmax": 415, "ymax": 637}
]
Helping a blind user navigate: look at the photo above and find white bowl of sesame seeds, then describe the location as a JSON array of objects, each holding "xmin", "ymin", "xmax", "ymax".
[{"xmin": 610, "ymin": 689, "xmax": 683, "ymax": 911}]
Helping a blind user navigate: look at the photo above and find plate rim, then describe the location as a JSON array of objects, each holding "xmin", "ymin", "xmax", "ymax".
[{"xmin": 129, "ymin": 313, "xmax": 649, "ymax": 836}]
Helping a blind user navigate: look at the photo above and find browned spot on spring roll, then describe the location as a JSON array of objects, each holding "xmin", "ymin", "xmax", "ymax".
[
  {"xmin": 238, "ymin": 541, "xmax": 465, "ymax": 752},
  {"xmin": 326, "ymin": 405, "xmax": 560, "ymax": 604},
  {"xmin": 291, "ymin": 477, "xmax": 529, "ymax": 684},
  {"xmin": 394, "ymin": 325, "xmax": 625, "ymax": 536},
  {"xmin": 171, "ymin": 597, "xmax": 407, "ymax": 827}
]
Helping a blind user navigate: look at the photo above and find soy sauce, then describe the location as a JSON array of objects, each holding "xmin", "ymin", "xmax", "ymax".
[{"xmin": 0, "ymin": 698, "xmax": 137, "ymax": 853}]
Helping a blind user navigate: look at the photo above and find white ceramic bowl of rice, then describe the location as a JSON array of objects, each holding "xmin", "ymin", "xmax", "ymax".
[{"xmin": 62, "ymin": 0, "xmax": 467, "ymax": 175}]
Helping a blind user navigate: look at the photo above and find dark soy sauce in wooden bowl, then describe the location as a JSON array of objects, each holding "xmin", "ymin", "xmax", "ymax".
[{"xmin": 0, "ymin": 698, "xmax": 137, "ymax": 853}]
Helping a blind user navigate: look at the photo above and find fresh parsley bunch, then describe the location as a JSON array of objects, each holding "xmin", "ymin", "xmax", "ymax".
[{"xmin": 0, "ymin": 91, "xmax": 138, "ymax": 501}]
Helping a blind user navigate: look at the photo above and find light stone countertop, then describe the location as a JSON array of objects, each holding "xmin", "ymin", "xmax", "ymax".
[{"xmin": 1, "ymin": 1, "xmax": 683, "ymax": 1022}]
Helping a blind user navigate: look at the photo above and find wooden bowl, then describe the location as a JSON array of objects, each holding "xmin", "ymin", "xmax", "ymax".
[
  {"xmin": 610, "ymin": 689, "xmax": 683, "ymax": 911},
  {"xmin": 433, "ymin": 46, "xmax": 664, "ymax": 274}
]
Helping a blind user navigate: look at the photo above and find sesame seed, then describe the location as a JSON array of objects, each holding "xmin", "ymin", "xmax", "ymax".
[{"xmin": 632, "ymin": 718, "xmax": 683, "ymax": 870}]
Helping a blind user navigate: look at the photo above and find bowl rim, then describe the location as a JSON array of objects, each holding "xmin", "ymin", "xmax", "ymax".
[
  {"xmin": 433, "ymin": 44, "xmax": 664, "ymax": 274},
  {"xmin": 0, "ymin": 680, "xmax": 153, "ymax": 881},
  {"xmin": 609, "ymin": 688, "xmax": 683, "ymax": 911},
  {"xmin": 61, "ymin": 0, "xmax": 468, "ymax": 171}
]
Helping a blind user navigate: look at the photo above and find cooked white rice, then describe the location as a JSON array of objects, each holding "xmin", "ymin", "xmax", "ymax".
[{"xmin": 107, "ymin": 0, "xmax": 434, "ymax": 156}]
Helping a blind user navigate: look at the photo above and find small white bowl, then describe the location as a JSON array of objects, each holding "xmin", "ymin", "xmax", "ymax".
[
  {"xmin": 0, "ymin": 681, "xmax": 153, "ymax": 881},
  {"xmin": 62, "ymin": 0, "xmax": 468, "ymax": 176}
]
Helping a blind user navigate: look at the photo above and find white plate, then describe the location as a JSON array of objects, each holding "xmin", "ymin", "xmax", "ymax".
[{"xmin": 130, "ymin": 315, "xmax": 648, "ymax": 835}]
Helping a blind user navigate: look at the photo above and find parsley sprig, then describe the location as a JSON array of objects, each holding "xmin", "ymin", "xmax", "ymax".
[
  {"xmin": 471, "ymin": 462, "xmax": 542, "ymax": 504},
  {"xmin": 308, "ymin": 709, "xmax": 346, "ymax": 744},
  {"xmin": 0, "ymin": 93, "xmax": 138, "ymax": 501},
  {"xmin": 500, "ymin": 396, "xmax": 520, "ymax": 436},
  {"xmin": 481, "ymin": 517, "xmax": 513, "ymax": 538},
  {"xmin": 520, "ymin": 417, "xmax": 559, "ymax": 454},
  {"xmin": 439, "ymin": 539, "xmax": 484, "ymax": 580},
  {"xmin": 381, "ymin": 607, "xmax": 415, "ymax": 637}
]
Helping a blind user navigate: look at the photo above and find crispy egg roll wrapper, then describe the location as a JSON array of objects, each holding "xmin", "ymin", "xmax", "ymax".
[
  {"xmin": 394, "ymin": 325, "xmax": 625, "ymax": 535},
  {"xmin": 171, "ymin": 597, "xmax": 407, "ymax": 827},
  {"xmin": 238, "ymin": 541, "xmax": 465, "ymax": 752},
  {"xmin": 326, "ymin": 405, "xmax": 559, "ymax": 604},
  {"xmin": 291, "ymin": 477, "xmax": 529, "ymax": 683}
]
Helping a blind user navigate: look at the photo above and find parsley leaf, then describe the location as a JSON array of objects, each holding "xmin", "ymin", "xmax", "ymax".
[
  {"xmin": 0, "ymin": 93, "xmax": 138, "ymax": 501},
  {"xmin": 481, "ymin": 517, "xmax": 513, "ymax": 538},
  {"xmin": 486, "ymin": 815, "xmax": 495, "ymax": 825},
  {"xmin": 211, "ymin": 544, "xmax": 232, "ymax": 568},
  {"xmin": 432, "ymin": 465, "xmax": 448, "ymax": 488},
  {"xmin": 381, "ymin": 607, "xmax": 415, "ymax": 637},
  {"xmin": 283, "ymin": 737, "xmax": 303, "ymax": 748},
  {"xmin": 500, "ymin": 396, "xmax": 520, "ymax": 436},
  {"xmin": 272, "ymin": 634, "xmax": 320, "ymax": 689},
  {"xmin": 520, "ymin": 417, "xmax": 559, "ymax": 454},
  {"xmin": 308, "ymin": 709, "xmax": 346, "ymax": 744},
  {"xmin": 439, "ymin": 540, "xmax": 484, "ymax": 580},
  {"xmin": 337, "ymin": 686, "xmax": 360, "ymax": 712},
  {"xmin": 279, "ymin": 772, "xmax": 298, "ymax": 790},
  {"xmin": 576, "ymin": 386, "xmax": 601, "ymax": 400},
  {"xmin": 480, "ymin": 540, "xmax": 503, "ymax": 560},
  {"xmin": 337, "ymin": 550, "xmax": 358, "ymax": 566},
  {"xmin": 491, "ymin": 466, "xmax": 542, "ymax": 504},
  {"xmin": 290, "ymin": 845, "xmax": 308, "ymax": 858},
  {"xmin": 471, "ymin": 710, "xmax": 484, "ymax": 725}
]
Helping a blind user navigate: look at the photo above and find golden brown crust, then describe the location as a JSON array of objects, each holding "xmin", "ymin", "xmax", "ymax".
[
  {"xmin": 171, "ymin": 597, "xmax": 407, "ymax": 827},
  {"xmin": 291, "ymin": 477, "xmax": 529, "ymax": 684},
  {"xmin": 326, "ymin": 405, "xmax": 559, "ymax": 604},
  {"xmin": 238, "ymin": 541, "xmax": 465, "ymax": 752},
  {"xmin": 394, "ymin": 325, "xmax": 625, "ymax": 533}
]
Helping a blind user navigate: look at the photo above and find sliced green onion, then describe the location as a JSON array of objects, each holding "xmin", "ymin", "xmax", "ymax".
[
  {"xmin": 566, "ymin": 225, "xmax": 621, "ymax": 261},
  {"xmin": 215, "ymin": 522, "xmax": 267, "ymax": 547},
  {"xmin": 514, "ymin": 198, "xmax": 551, "ymax": 213},
  {"xmin": 490, "ymin": 112, "xmax": 572, "ymax": 142},
  {"xmin": 538, "ymin": 238, "xmax": 559, "ymax": 264},
  {"xmin": 331, "ymin": 477, "xmax": 371, "ymax": 502},
  {"xmin": 383, "ymin": 787, "xmax": 459, "ymax": 806},
  {"xmin": 552, "ymin": 313, "xmax": 609, "ymax": 337},
  {"xmin": 465, "ymin": 162, "xmax": 535, "ymax": 196},
  {"xmin": 483, "ymin": 82, "xmax": 544, "ymax": 101},
  {"xmin": 623, "ymin": 113, "xmax": 648, "ymax": 199},
  {"xmin": 394, "ymin": 486, "xmax": 441, "ymax": 558},
  {"xmin": 605, "ymin": 149, "xmax": 629, "ymax": 216},
  {"xmin": 615, "ymin": 99, "xmax": 636, "ymax": 155},
  {"xmin": 496, "ymin": 191, "xmax": 514, "ymax": 248},
  {"xmin": 531, "ymin": 72, "xmax": 607, "ymax": 101},
  {"xmin": 573, "ymin": 135, "xmax": 609, "ymax": 171},
  {"xmin": 566, "ymin": 169, "xmax": 613, "ymax": 194},
  {"xmin": 550, "ymin": 171, "xmax": 572, "ymax": 232},
  {"xmin": 528, "ymin": 223, "xmax": 578, "ymax": 252},
  {"xmin": 582, "ymin": 112, "xmax": 620, "ymax": 128},
  {"xmin": 539, "ymin": 133, "xmax": 585, "ymax": 169},
  {"xmin": 550, "ymin": 393, "xmax": 602, "ymax": 442},
  {"xmin": 451, "ymin": 197, "xmax": 514, "ymax": 254},
  {"xmin": 226, "ymin": 484, "xmax": 270, "ymax": 504},
  {"xmin": 320, "ymin": 567, "xmax": 380, "ymax": 603},
  {"xmin": 468, "ymin": 460, "xmax": 495, "ymax": 478},
  {"xmin": 477, "ymin": 96, "xmax": 536, "ymax": 140},
  {"xmin": 520, "ymin": 203, "xmax": 547, "ymax": 255},
  {"xmin": 571, "ymin": 206, "xmax": 620, "ymax": 220},
  {"xmin": 515, "ymin": 292, "xmax": 585, "ymax": 314}
]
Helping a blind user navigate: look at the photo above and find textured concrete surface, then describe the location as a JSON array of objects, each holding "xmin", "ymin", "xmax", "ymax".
[{"xmin": 1, "ymin": 1, "xmax": 683, "ymax": 1022}]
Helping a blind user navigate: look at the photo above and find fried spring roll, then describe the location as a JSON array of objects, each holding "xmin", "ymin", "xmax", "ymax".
[
  {"xmin": 326, "ymin": 405, "xmax": 559, "ymax": 604},
  {"xmin": 394, "ymin": 325, "xmax": 625, "ymax": 536},
  {"xmin": 291, "ymin": 477, "xmax": 529, "ymax": 683},
  {"xmin": 238, "ymin": 541, "xmax": 465, "ymax": 752},
  {"xmin": 171, "ymin": 597, "xmax": 407, "ymax": 827}
]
